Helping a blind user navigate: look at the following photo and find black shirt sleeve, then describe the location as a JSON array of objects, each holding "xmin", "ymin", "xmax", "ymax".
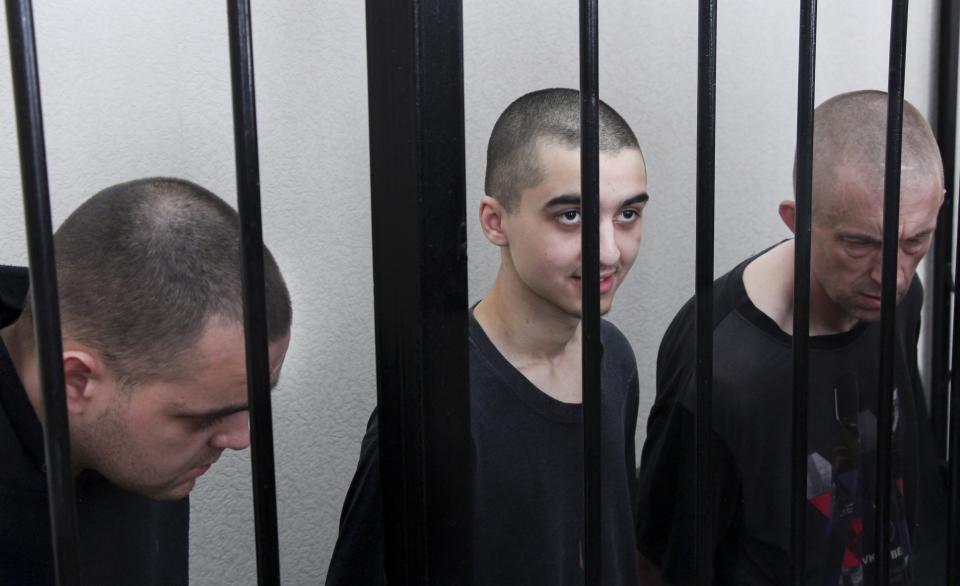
[
  {"xmin": 636, "ymin": 300, "xmax": 741, "ymax": 585},
  {"xmin": 325, "ymin": 409, "xmax": 386, "ymax": 586}
]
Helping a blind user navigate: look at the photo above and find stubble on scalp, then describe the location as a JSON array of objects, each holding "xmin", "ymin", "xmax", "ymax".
[{"xmin": 805, "ymin": 90, "xmax": 944, "ymax": 227}]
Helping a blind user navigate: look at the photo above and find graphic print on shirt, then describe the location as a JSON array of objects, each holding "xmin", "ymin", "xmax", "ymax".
[{"xmin": 806, "ymin": 378, "xmax": 909, "ymax": 586}]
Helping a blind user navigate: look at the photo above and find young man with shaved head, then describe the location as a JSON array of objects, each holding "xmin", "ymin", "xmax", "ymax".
[
  {"xmin": 636, "ymin": 91, "xmax": 947, "ymax": 585},
  {"xmin": 327, "ymin": 88, "xmax": 649, "ymax": 584},
  {"xmin": 0, "ymin": 178, "xmax": 292, "ymax": 584}
]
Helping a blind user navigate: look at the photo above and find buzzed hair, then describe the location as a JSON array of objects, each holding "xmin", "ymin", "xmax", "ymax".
[
  {"xmin": 485, "ymin": 88, "xmax": 642, "ymax": 211},
  {"xmin": 21, "ymin": 177, "xmax": 292, "ymax": 386},
  {"xmin": 799, "ymin": 90, "xmax": 944, "ymax": 223}
]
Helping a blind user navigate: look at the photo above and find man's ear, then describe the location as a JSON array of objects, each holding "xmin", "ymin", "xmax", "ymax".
[
  {"xmin": 779, "ymin": 200, "xmax": 797, "ymax": 234},
  {"xmin": 479, "ymin": 195, "xmax": 509, "ymax": 247},
  {"xmin": 63, "ymin": 350, "xmax": 107, "ymax": 415}
]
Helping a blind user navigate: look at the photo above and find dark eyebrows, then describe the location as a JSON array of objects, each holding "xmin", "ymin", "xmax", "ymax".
[
  {"xmin": 186, "ymin": 403, "xmax": 249, "ymax": 421},
  {"xmin": 542, "ymin": 192, "xmax": 650, "ymax": 210},
  {"xmin": 543, "ymin": 194, "xmax": 581, "ymax": 209}
]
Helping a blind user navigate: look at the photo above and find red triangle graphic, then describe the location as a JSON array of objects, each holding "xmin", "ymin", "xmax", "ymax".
[
  {"xmin": 842, "ymin": 548, "xmax": 860, "ymax": 569},
  {"xmin": 810, "ymin": 492, "xmax": 831, "ymax": 517}
]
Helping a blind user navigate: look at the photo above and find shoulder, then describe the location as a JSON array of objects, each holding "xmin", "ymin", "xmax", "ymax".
[
  {"xmin": 0, "ymin": 265, "xmax": 29, "ymax": 323},
  {"xmin": 600, "ymin": 319, "xmax": 636, "ymax": 368},
  {"xmin": 657, "ymin": 257, "xmax": 752, "ymax": 369}
]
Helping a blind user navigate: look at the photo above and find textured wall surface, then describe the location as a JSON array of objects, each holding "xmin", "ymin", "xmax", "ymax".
[{"xmin": 0, "ymin": 1, "xmax": 948, "ymax": 583}]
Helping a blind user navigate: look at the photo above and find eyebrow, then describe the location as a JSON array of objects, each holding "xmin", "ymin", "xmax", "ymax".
[
  {"xmin": 542, "ymin": 191, "xmax": 650, "ymax": 210},
  {"xmin": 186, "ymin": 403, "xmax": 250, "ymax": 421},
  {"xmin": 178, "ymin": 376, "xmax": 282, "ymax": 420}
]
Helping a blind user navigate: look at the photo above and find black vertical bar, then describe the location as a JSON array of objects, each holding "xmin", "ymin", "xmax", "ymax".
[
  {"xmin": 939, "ymin": 3, "xmax": 960, "ymax": 585},
  {"xmin": 226, "ymin": 2, "xmax": 281, "ymax": 584},
  {"xmin": 579, "ymin": 1, "xmax": 602, "ymax": 584},
  {"xmin": 950, "ymin": 186, "xmax": 960, "ymax": 586},
  {"xmin": 791, "ymin": 1, "xmax": 817, "ymax": 584},
  {"xmin": 932, "ymin": 0, "xmax": 960, "ymax": 459},
  {"xmin": 875, "ymin": 2, "xmax": 909, "ymax": 584},
  {"xmin": 4, "ymin": 1, "xmax": 81, "ymax": 584},
  {"xmin": 365, "ymin": 0, "xmax": 472, "ymax": 583},
  {"xmin": 695, "ymin": 0, "xmax": 718, "ymax": 583}
]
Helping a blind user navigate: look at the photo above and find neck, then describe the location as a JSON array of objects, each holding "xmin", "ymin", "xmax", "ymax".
[
  {"xmin": 743, "ymin": 240, "xmax": 859, "ymax": 336},
  {"xmin": 474, "ymin": 267, "xmax": 581, "ymax": 363}
]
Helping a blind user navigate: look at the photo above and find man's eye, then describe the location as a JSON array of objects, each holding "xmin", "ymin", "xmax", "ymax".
[
  {"xmin": 617, "ymin": 208, "xmax": 641, "ymax": 222},
  {"xmin": 902, "ymin": 236, "xmax": 928, "ymax": 252},
  {"xmin": 194, "ymin": 415, "xmax": 225, "ymax": 430},
  {"xmin": 557, "ymin": 210, "xmax": 581, "ymax": 225}
]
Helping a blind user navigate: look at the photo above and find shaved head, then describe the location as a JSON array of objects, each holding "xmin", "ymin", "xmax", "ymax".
[
  {"xmin": 804, "ymin": 90, "xmax": 944, "ymax": 224},
  {"xmin": 485, "ymin": 88, "xmax": 642, "ymax": 211}
]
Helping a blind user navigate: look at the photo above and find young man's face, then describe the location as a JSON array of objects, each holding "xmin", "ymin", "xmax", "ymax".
[
  {"xmin": 810, "ymin": 170, "xmax": 942, "ymax": 324},
  {"xmin": 78, "ymin": 319, "xmax": 290, "ymax": 501},
  {"xmin": 499, "ymin": 142, "xmax": 648, "ymax": 318}
]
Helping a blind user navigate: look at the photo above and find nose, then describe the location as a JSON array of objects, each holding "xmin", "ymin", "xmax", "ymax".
[
  {"xmin": 867, "ymin": 250, "xmax": 909, "ymax": 293},
  {"xmin": 598, "ymin": 219, "xmax": 620, "ymax": 268},
  {"xmin": 210, "ymin": 415, "xmax": 251, "ymax": 451}
]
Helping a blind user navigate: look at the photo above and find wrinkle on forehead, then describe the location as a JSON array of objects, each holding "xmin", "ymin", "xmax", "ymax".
[{"xmin": 814, "ymin": 164, "xmax": 942, "ymax": 230}]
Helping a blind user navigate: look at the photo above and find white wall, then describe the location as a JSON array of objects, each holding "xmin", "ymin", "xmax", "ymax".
[{"xmin": 0, "ymin": 1, "xmax": 947, "ymax": 583}]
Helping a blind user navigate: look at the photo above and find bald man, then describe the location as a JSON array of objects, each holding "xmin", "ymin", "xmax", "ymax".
[{"xmin": 635, "ymin": 91, "xmax": 947, "ymax": 585}]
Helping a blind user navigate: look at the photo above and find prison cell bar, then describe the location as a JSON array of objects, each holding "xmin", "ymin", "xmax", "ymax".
[
  {"xmin": 940, "ymin": 1, "xmax": 960, "ymax": 583},
  {"xmin": 875, "ymin": 1, "xmax": 910, "ymax": 584},
  {"xmin": 695, "ymin": 0, "xmax": 718, "ymax": 583},
  {"xmin": 790, "ymin": 1, "xmax": 817, "ymax": 583},
  {"xmin": 225, "ymin": 1, "xmax": 282, "ymax": 583},
  {"xmin": 4, "ymin": 1, "xmax": 81, "ymax": 584},
  {"xmin": 931, "ymin": 0, "xmax": 960, "ymax": 461},
  {"xmin": 950, "ymin": 185, "xmax": 960, "ymax": 584},
  {"xmin": 578, "ymin": 1, "xmax": 603, "ymax": 584},
  {"xmin": 364, "ymin": 0, "xmax": 472, "ymax": 582}
]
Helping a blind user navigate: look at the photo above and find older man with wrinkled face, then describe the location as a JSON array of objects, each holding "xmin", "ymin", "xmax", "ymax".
[
  {"xmin": 0, "ymin": 177, "xmax": 292, "ymax": 585},
  {"xmin": 636, "ymin": 91, "xmax": 946, "ymax": 585}
]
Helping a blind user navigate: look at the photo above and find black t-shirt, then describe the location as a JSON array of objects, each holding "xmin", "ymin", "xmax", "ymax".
[
  {"xmin": 0, "ymin": 265, "xmax": 189, "ymax": 585},
  {"xmin": 636, "ymin": 251, "xmax": 947, "ymax": 585},
  {"xmin": 326, "ymin": 312, "xmax": 641, "ymax": 585}
]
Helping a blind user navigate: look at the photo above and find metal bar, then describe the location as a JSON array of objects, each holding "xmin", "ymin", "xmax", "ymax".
[
  {"xmin": 791, "ymin": 1, "xmax": 818, "ymax": 583},
  {"xmin": 875, "ymin": 2, "xmax": 910, "ymax": 584},
  {"xmin": 225, "ymin": 2, "xmax": 281, "ymax": 583},
  {"xmin": 365, "ymin": 0, "xmax": 472, "ymax": 582},
  {"xmin": 695, "ymin": 0, "xmax": 718, "ymax": 583},
  {"xmin": 578, "ymin": 0, "xmax": 602, "ymax": 584},
  {"xmin": 939, "ymin": 3, "xmax": 960, "ymax": 585},
  {"xmin": 4, "ymin": 1, "xmax": 81, "ymax": 584},
  {"xmin": 950, "ymin": 180, "xmax": 960, "ymax": 586},
  {"xmin": 932, "ymin": 0, "xmax": 960, "ymax": 460}
]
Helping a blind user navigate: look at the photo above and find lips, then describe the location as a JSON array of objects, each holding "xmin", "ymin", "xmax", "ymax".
[
  {"xmin": 572, "ymin": 272, "xmax": 617, "ymax": 294},
  {"xmin": 185, "ymin": 463, "xmax": 212, "ymax": 480}
]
